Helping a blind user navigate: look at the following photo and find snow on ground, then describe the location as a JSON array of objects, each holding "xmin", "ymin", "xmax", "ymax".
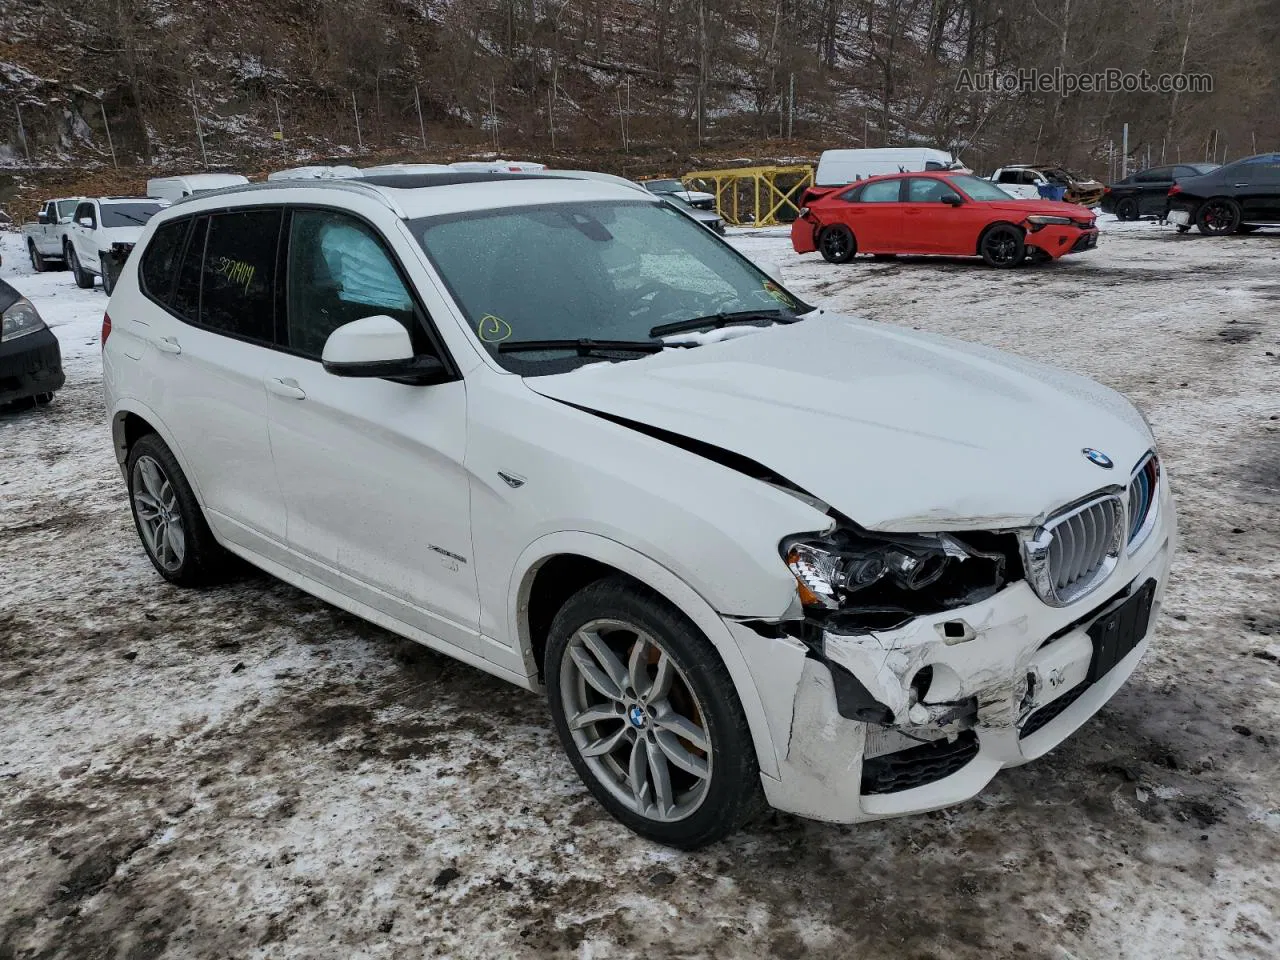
[{"xmin": 2, "ymin": 218, "xmax": 1279, "ymax": 959}]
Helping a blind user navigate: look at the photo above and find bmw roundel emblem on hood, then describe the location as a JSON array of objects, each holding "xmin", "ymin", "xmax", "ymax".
[{"xmin": 1082, "ymin": 448, "xmax": 1114, "ymax": 469}]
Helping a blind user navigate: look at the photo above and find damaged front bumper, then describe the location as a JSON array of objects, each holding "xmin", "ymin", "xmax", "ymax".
[{"xmin": 729, "ymin": 494, "xmax": 1176, "ymax": 824}]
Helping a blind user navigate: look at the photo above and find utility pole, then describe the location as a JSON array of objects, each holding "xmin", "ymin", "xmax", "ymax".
[
  {"xmin": 351, "ymin": 92, "xmax": 362, "ymax": 151},
  {"xmin": 787, "ymin": 73, "xmax": 794, "ymax": 139},
  {"xmin": 15, "ymin": 104, "xmax": 30, "ymax": 163},
  {"xmin": 190, "ymin": 81, "xmax": 208, "ymax": 169},
  {"xmin": 1120, "ymin": 123, "xmax": 1129, "ymax": 180},
  {"xmin": 274, "ymin": 97, "xmax": 285, "ymax": 145},
  {"xmin": 100, "ymin": 101, "xmax": 118, "ymax": 168},
  {"xmin": 414, "ymin": 85, "xmax": 426, "ymax": 149},
  {"xmin": 489, "ymin": 82, "xmax": 498, "ymax": 151}
]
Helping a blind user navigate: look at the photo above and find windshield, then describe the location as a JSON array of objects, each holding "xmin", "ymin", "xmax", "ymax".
[
  {"xmin": 950, "ymin": 175, "xmax": 1020, "ymax": 201},
  {"xmin": 413, "ymin": 200, "xmax": 807, "ymax": 375},
  {"xmin": 644, "ymin": 179, "xmax": 683, "ymax": 193},
  {"xmin": 101, "ymin": 203, "xmax": 164, "ymax": 228}
]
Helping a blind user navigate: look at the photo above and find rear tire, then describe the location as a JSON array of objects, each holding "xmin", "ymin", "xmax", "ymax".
[
  {"xmin": 67, "ymin": 245, "xmax": 94, "ymax": 289},
  {"xmin": 126, "ymin": 433, "xmax": 230, "ymax": 587},
  {"xmin": 979, "ymin": 224, "xmax": 1025, "ymax": 268},
  {"xmin": 1116, "ymin": 198, "xmax": 1139, "ymax": 221},
  {"xmin": 544, "ymin": 576, "xmax": 763, "ymax": 849},
  {"xmin": 818, "ymin": 224, "xmax": 857, "ymax": 263},
  {"xmin": 28, "ymin": 241, "xmax": 47, "ymax": 273},
  {"xmin": 1196, "ymin": 198, "xmax": 1241, "ymax": 236}
]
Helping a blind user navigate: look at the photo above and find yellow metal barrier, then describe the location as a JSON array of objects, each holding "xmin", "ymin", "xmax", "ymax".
[{"xmin": 682, "ymin": 164, "xmax": 814, "ymax": 227}]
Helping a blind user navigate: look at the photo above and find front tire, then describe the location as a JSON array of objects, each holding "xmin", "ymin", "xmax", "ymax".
[
  {"xmin": 1116, "ymin": 198, "xmax": 1139, "ymax": 221},
  {"xmin": 67, "ymin": 245, "xmax": 94, "ymax": 289},
  {"xmin": 1196, "ymin": 198, "xmax": 1241, "ymax": 235},
  {"xmin": 979, "ymin": 224, "xmax": 1025, "ymax": 267},
  {"xmin": 545, "ymin": 576, "xmax": 762, "ymax": 849},
  {"xmin": 818, "ymin": 224, "xmax": 857, "ymax": 263},
  {"xmin": 126, "ymin": 433, "xmax": 230, "ymax": 586}
]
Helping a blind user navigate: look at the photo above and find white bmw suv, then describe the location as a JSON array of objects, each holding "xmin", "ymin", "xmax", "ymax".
[{"xmin": 103, "ymin": 172, "xmax": 1175, "ymax": 848}]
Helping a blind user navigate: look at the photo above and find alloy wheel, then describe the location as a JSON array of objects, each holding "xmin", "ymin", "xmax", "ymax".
[
  {"xmin": 821, "ymin": 229, "xmax": 850, "ymax": 261},
  {"xmin": 1200, "ymin": 200, "xmax": 1238, "ymax": 235},
  {"xmin": 559, "ymin": 618, "xmax": 711, "ymax": 823},
  {"xmin": 984, "ymin": 229, "xmax": 1020, "ymax": 265},
  {"xmin": 132, "ymin": 454, "xmax": 186, "ymax": 572}
]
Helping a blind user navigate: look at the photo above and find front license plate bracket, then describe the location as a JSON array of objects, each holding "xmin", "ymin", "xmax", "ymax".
[{"xmin": 1086, "ymin": 579, "xmax": 1157, "ymax": 683}]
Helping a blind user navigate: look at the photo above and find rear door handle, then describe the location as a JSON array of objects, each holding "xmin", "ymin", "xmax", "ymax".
[
  {"xmin": 266, "ymin": 377, "xmax": 306, "ymax": 400},
  {"xmin": 1234, "ymin": 182, "xmax": 1248, "ymax": 187},
  {"xmin": 154, "ymin": 336, "xmax": 181, "ymax": 354}
]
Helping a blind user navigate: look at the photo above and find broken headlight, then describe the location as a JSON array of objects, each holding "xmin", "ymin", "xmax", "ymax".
[{"xmin": 781, "ymin": 528, "xmax": 1017, "ymax": 628}]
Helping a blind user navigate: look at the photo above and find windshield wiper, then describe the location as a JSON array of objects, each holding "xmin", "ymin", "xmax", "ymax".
[
  {"xmin": 497, "ymin": 338, "xmax": 690, "ymax": 357},
  {"xmin": 108, "ymin": 213, "xmax": 151, "ymax": 226},
  {"xmin": 648, "ymin": 308, "xmax": 797, "ymax": 339}
]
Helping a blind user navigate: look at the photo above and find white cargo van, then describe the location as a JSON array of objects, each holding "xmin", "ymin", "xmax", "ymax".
[
  {"xmin": 814, "ymin": 148, "xmax": 965, "ymax": 186},
  {"xmin": 146, "ymin": 174, "xmax": 250, "ymax": 202}
]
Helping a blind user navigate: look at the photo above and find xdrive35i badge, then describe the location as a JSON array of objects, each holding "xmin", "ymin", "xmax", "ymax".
[{"xmin": 1082, "ymin": 448, "xmax": 1114, "ymax": 469}]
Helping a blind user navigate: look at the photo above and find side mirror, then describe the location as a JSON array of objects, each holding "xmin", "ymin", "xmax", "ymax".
[
  {"xmin": 756, "ymin": 258, "xmax": 785, "ymax": 283},
  {"xmin": 78, "ymin": 217, "xmax": 94, "ymax": 228},
  {"xmin": 940, "ymin": 194, "xmax": 963, "ymax": 206},
  {"xmin": 37, "ymin": 212, "xmax": 49, "ymax": 224},
  {"xmin": 321, "ymin": 315, "xmax": 449, "ymax": 385}
]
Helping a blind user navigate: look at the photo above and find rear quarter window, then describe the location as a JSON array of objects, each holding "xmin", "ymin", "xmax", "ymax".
[{"xmin": 139, "ymin": 219, "xmax": 191, "ymax": 304}]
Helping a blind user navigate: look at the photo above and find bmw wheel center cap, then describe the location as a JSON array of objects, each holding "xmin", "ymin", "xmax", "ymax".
[
  {"xmin": 628, "ymin": 705, "xmax": 647, "ymax": 728},
  {"xmin": 1082, "ymin": 448, "xmax": 1114, "ymax": 469}
]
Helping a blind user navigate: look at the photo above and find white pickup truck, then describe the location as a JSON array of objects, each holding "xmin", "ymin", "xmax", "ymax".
[
  {"xmin": 21, "ymin": 198, "xmax": 83, "ymax": 272},
  {"xmin": 64, "ymin": 197, "xmax": 168, "ymax": 294}
]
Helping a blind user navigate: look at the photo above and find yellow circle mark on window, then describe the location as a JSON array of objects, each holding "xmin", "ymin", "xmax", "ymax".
[
  {"xmin": 763, "ymin": 282, "xmax": 796, "ymax": 308},
  {"xmin": 478, "ymin": 314, "xmax": 513, "ymax": 342}
]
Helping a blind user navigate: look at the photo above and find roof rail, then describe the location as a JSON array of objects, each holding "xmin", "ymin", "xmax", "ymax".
[{"xmin": 169, "ymin": 179, "xmax": 409, "ymax": 217}]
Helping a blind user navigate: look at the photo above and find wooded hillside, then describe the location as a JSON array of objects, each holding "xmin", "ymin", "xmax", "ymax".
[{"xmin": 2, "ymin": 0, "xmax": 1277, "ymax": 177}]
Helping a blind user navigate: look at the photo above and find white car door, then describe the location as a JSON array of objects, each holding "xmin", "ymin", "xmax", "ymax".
[
  {"xmin": 71, "ymin": 201, "xmax": 100, "ymax": 271},
  {"xmin": 135, "ymin": 210, "xmax": 288, "ymax": 550},
  {"xmin": 262, "ymin": 207, "xmax": 484, "ymax": 659}
]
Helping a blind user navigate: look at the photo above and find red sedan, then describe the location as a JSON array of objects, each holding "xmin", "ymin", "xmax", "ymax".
[{"xmin": 792, "ymin": 172, "xmax": 1099, "ymax": 267}]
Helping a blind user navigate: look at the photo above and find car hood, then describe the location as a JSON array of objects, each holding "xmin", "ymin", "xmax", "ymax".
[
  {"xmin": 983, "ymin": 199, "xmax": 1095, "ymax": 219},
  {"xmin": 523, "ymin": 313, "xmax": 1151, "ymax": 531}
]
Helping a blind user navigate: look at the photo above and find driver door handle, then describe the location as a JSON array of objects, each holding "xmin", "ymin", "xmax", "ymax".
[{"xmin": 266, "ymin": 377, "xmax": 306, "ymax": 400}]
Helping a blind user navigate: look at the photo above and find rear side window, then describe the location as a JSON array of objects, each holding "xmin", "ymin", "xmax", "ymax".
[
  {"xmin": 859, "ymin": 180, "xmax": 902, "ymax": 203},
  {"xmin": 198, "ymin": 210, "xmax": 282, "ymax": 343},
  {"xmin": 140, "ymin": 219, "xmax": 191, "ymax": 304}
]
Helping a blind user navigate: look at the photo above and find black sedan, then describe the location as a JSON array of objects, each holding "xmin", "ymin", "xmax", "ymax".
[
  {"xmin": 0, "ymin": 278, "xmax": 63, "ymax": 409},
  {"xmin": 1166, "ymin": 153, "xmax": 1280, "ymax": 235},
  {"xmin": 1103, "ymin": 163, "xmax": 1219, "ymax": 220}
]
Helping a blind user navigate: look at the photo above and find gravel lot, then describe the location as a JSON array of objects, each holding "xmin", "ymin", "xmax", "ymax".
[{"xmin": 2, "ymin": 220, "xmax": 1278, "ymax": 960}]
